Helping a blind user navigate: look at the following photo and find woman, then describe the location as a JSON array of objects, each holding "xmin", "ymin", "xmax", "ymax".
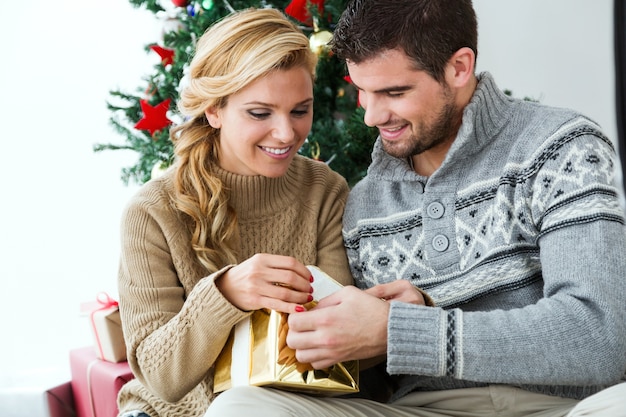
[{"xmin": 116, "ymin": 8, "xmax": 352, "ymax": 417}]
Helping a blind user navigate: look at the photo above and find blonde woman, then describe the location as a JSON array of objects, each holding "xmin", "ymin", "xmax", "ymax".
[{"xmin": 116, "ymin": 8, "xmax": 352, "ymax": 417}]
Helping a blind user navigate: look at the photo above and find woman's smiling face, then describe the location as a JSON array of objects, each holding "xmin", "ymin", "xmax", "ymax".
[{"xmin": 206, "ymin": 67, "xmax": 314, "ymax": 177}]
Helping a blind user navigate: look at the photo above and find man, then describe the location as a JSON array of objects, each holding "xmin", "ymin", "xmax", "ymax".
[{"xmin": 206, "ymin": 1, "xmax": 626, "ymax": 415}]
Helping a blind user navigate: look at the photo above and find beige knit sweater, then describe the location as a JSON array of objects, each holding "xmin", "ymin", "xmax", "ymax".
[{"xmin": 116, "ymin": 155, "xmax": 352, "ymax": 417}]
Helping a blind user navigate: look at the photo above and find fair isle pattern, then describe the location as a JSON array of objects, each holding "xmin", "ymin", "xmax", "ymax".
[
  {"xmin": 445, "ymin": 310, "xmax": 457, "ymax": 377},
  {"xmin": 344, "ymin": 120, "xmax": 622, "ymax": 309}
]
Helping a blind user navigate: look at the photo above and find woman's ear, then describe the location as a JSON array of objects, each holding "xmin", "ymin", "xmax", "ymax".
[
  {"xmin": 445, "ymin": 47, "xmax": 476, "ymax": 88},
  {"xmin": 205, "ymin": 107, "xmax": 222, "ymax": 129}
]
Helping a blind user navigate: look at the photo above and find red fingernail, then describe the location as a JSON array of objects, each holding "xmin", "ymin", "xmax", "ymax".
[
  {"xmin": 309, "ymin": 275, "xmax": 314, "ymax": 283},
  {"xmin": 309, "ymin": 286, "xmax": 314, "ymax": 293},
  {"xmin": 307, "ymin": 294, "xmax": 314, "ymax": 302},
  {"xmin": 295, "ymin": 305, "xmax": 305, "ymax": 312}
]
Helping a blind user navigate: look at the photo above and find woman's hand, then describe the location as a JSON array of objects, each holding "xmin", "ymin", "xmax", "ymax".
[{"xmin": 215, "ymin": 253, "xmax": 313, "ymax": 313}]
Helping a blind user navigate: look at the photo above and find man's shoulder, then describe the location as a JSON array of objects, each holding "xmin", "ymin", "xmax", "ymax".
[
  {"xmin": 348, "ymin": 174, "xmax": 375, "ymax": 197},
  {"xmin": 511, "ymin": 100, "xmax": 600, "ymax": 137},
  {"xmin": 344, "ymin": 173, "xmax": 389, "ymax": 220}
]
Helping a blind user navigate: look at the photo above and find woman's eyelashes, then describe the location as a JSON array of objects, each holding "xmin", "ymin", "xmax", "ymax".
[
  {"xmin": 247, "ymin": 106, "xmax": 311, "ymax": 120},
  {"xmin": 248, "ymin": 110, "xmax": 271, "ymax": 120},
  {"xmin": 291, "ymin": 106, "xmax": 311, "ymax": 117}
]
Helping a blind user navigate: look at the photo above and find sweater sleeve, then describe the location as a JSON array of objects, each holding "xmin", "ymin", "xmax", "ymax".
[
  {"xmin": 314, "ymin": 172, "xmax": 353, "ymax": 286},
  {"xmin": 118, "ymin": 183, "xmax": 249, "ymax": 403}
]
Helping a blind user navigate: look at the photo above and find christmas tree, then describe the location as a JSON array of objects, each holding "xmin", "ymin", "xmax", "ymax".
[{"xmin": 96, "ymin": 0, "xmax": 377, "ymax": 186}]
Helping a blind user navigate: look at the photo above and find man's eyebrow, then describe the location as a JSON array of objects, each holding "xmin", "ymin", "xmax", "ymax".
[{"xmin": 351, "ymin": 82, "xmax": 413, "ymax": 94}]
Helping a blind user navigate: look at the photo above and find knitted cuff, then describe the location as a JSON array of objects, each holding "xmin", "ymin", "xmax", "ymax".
[{"xmin": 386, "ymin": 303, "xmax": 444, "ymax": 376}]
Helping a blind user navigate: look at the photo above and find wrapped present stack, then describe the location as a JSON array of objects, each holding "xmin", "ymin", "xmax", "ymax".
[{"xmin": 52, "ymin": 293, "xmax": 135, "ymax": 417}]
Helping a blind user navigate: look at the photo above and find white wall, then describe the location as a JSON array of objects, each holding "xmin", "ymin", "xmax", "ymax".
[
  {"xmin": 0, "ymin": 0, "xmax": 618, "ymax": 414},
  {"xmin": 0, "ymin": 0, "xmax": 158, "ymax": 412},
  {"xmin": 474, "ymin": 0, "xmax": 616, "ymax": 144}
]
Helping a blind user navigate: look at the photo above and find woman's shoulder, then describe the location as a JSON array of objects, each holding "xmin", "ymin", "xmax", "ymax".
[
  {"xmin": 123, "ymin": 168, "xmax": 178, "ymax": 218},
  {"xmin": 290, "ymin": 155, "xmax": 348, "ymax": 188}
]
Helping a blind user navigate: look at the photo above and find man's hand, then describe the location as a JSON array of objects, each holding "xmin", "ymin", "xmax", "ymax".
[
  {"xmin": 365, "ymin": 280, "xmax": 428, "ymax": 305},
  {"xmin": 286, "ymin": 286, "xmax": 389, "ymax": 369}
]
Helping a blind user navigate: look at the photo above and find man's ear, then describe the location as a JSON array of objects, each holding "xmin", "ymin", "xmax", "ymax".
[
  {"xmin": 445, "ymin": 47, "xmax": 476, "ymax": 88},
  {"xmin": 205, "ymin": 107, "xmax": 222, "ymax": 129}
]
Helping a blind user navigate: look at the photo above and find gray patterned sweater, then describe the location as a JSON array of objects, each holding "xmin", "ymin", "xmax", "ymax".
[{"xmin": 343, "ymin": 72, "xmax": 626, "ymax": 401}]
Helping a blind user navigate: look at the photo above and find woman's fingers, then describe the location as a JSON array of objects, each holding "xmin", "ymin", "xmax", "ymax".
[{"xmin": 215, "ymin": 254, "xmax": 314, "ymax": 312}]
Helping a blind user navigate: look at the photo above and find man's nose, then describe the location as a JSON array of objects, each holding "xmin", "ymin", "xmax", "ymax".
[{"xmin": 361, "ymin": 93, "xmax": 387, "ymax": 127}]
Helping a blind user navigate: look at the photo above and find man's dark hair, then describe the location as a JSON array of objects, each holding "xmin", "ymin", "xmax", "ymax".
[{"xmin": 331, "ymin": 0, "xmax": 478, "ymax": 83}]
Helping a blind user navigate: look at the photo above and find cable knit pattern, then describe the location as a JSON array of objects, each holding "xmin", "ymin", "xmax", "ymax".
[
  {"xmin": 343, "ymin": 73, "xmax": 626, "ymax": 402},
  {"xmin": 117, "ymin": 155, "xmax": 352, "ymax": 416}
]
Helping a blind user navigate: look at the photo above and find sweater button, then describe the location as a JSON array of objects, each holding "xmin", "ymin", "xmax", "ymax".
[
  {"xmin": 432, "ymin": 235, "xmax": 449, "ymax": 252},
  {"xmin": 426, "ymin": 202, "xmax": 445, "ymax": 219}
]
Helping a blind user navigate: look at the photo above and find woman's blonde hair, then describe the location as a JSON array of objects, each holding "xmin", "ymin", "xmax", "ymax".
[{"xmin": 170, "ymin": 8, "xmax": 317, "ymax": 272}]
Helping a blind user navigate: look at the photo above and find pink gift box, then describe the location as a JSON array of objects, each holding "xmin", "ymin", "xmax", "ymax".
[
  {"xmin": 69, "ymin": 346, "xmax": 134, "ymax": 417},
  {"xmin": 45, "ymin": 381, "xmax": 76, "ymax": 417}
]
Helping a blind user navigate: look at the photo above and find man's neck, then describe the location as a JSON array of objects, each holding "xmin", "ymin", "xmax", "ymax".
[{"xmin": 410, "ymin": 129, "xmax": 459, "ymax": 177}]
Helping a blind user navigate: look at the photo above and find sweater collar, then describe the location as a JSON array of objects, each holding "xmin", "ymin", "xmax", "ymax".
[
  {"xmin": 451, "ymin": 71, "xmax": 513, "ymax": 157},
  {"xmin": 367, "ymin": 72, "xmax": 514, "ymax": 181},
  {"xmin": 212, "ymin": 156, "xmax": 305, "ymax": 219}
]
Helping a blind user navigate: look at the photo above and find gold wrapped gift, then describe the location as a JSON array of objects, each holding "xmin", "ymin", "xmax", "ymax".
[{"xmin": 213, "ymin": 266, "xmax": 359, "ymax": 395}]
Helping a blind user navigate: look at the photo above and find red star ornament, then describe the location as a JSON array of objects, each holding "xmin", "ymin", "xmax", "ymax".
[
  {"xmin": 134, "ymin": 98, "xmax": 173, "ymax": 135},
  {"xmin": 150, "ymin": 45, "xmax": 175, "ymax": 66},
  {"xmin": 285, "ymin": 0, "xmax": 325, "ymax": 25}
]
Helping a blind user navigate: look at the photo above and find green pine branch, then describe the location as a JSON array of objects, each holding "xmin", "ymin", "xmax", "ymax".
[{"xmin": 97, "ymin": 0, "xmax": 376, "ymax": 187}]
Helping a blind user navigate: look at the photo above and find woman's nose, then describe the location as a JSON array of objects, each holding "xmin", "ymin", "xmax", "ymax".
[{"xmin": 272, "ymin": 117, "xmax": 296, "ymax": 142}]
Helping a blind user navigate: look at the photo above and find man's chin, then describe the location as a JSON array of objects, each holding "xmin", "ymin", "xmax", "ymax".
[{"xmin": 381, "ymin": 139, "xmax": 413, "ymax": 159}]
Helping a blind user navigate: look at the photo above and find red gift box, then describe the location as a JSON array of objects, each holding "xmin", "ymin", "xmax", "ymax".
[
  {"xmin": 69, "ymin": 346, "xmax": 134, "ymax": 417},
  {"xmin": 46, "ymin": 381, "xmax": 76, "ymax": 417}
]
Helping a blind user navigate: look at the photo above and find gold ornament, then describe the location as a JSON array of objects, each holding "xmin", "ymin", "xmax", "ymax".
[
  {"xmin": 309, "ymin": 30, "xmax": 333, "ymax": 56},
  {"xmin": 310, "ymin": 141, "xmax": 321, "ymax": 161}
]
